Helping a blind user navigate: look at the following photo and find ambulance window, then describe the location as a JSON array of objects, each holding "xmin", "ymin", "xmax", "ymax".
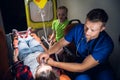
[{"xmin": 29, "ymin": 1, "xmax": 54, "ymax": 22}]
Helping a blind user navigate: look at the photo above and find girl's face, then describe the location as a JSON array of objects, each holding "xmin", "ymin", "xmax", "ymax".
[{"xmin": 57, "ymin": 9, "xmax": 67, "ymax": 23}]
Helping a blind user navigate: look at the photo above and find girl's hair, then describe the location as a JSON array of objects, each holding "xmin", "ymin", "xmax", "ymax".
[
  {"xmin": 58, "ymin": 6, "xmax": 68, "ymax": 14},
  {"xmin": 35, "ymin": 70, "xmax": 59, "ymax": 80}
]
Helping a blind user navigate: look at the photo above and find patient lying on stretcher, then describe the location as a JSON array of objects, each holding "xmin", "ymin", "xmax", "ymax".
[
  {"xmin": 12, "ymin": 28, "xmax": 59, "ymax": 80},
  {"xmin": 12, "ymin": 28, "xmax": 71, "ymax": 80}
]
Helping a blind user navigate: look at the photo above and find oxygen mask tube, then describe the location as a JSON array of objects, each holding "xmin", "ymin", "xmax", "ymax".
[
  {"xmin": 41, "ymin": 58, "xmax": 50, "ymax": 65},
  {"xmin": 41, "ymin": 58, "xmax": 46, "ymax": 66},
  {"xmin": 41, "ymin": 10, "xmax": 48, "ymax": 40}
]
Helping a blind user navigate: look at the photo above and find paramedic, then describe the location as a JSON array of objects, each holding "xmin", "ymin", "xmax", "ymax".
[{"xmin": 37, "ymin": 8, "xmax": 114, "ymax": 80}]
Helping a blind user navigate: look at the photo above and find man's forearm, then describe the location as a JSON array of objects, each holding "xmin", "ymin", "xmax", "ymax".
[
  {"xmin": 47, "ymin": 42, "xmax": 62, "ymax": 55},
  {"xmin": 47, "ymin": 38, "xmax": 70, "ymax": 55},
  {"xmin": 48, "ymin": 55, "xmax": 99, "ymax": 72},
  {"xmin": 49, "ymin": 61, "xmax": 84, "ymax": 72}
]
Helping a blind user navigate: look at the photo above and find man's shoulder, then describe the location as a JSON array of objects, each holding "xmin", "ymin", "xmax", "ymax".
[
  {"xmin": 100, "ymin": 31, "xmax": 113, "ymax": 40},
  {"xmin": 72, "ymin": 23, "xmax": 84, "ymax": 30},
  {"xmin": 98, "ymin": 31, "xmax": 114, "ymax": 47}
]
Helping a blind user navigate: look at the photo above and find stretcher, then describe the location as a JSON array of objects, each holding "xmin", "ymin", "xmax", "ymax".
[
  {"xmin": 5, "ymin": 29, "xmax": 59, "ymax": 79},
  {"xmin": 5, "ymin": 19, "xmax": 81, "ymax": 79}
]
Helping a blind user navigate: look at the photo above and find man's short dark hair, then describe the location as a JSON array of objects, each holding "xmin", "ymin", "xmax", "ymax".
[{"xmin": 87, "ymin": 8, "xmax": 108, "ymax": 23}]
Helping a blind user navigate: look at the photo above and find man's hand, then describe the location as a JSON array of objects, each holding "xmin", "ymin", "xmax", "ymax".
[
  {"xmin": 37, "ymin": 52, "xmax": 50, "ymax": 64},
  {"xmin": 46, "ymin": 57, "xmax": 55, "ymax": 65}
]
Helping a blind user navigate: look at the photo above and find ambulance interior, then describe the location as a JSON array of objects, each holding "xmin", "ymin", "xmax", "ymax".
[{"xmin": 0, "ymin": 0, "xmax": 120, "ymax": 80}]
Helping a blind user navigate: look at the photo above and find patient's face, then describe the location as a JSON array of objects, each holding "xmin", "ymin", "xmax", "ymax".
[{"xmin": 35, "ymin": 63, "xmax": 52, "ymax": 77}]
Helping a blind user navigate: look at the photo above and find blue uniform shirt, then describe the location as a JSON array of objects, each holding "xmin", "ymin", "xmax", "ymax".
[{"xmin": 64, "ymin": 24, "xmax": 114, "ymax": 64}]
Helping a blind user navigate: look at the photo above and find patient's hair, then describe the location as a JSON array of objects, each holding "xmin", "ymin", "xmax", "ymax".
[{"xmin": 35, "ymin": 70, "xmax": 59, "ymax": 80}]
